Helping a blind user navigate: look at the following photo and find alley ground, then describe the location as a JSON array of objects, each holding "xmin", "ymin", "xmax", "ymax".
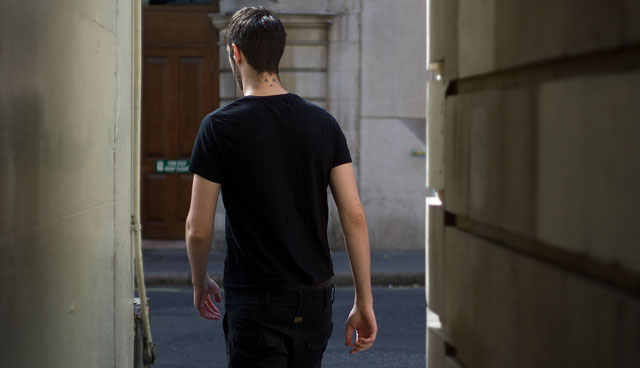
[{"xmin": 145, "ymin": 285, "xmax": 426, "ymax": 368}]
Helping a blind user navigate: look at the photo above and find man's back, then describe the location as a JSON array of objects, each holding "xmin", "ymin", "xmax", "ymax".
[
  {"xmin": 190, "ymin": 93, "xmax": 351, "ymax": 290},
  {"xmin": 185, "ymin": 8, "xmax": 375, "ymax": 366}
]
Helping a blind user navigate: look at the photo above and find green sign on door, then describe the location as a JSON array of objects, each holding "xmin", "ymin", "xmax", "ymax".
[{"xmin": 155, "ymin": 160, "xmax": 190, "ymax": 173}]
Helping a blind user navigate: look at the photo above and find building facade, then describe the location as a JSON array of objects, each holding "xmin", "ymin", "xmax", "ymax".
[
  {"xmin": 212, "ymin": 0, "xmax": 427, "ymax": 251},
  {"xmin": 427, "ymin": 0, "xmax": 640, "ymax": 366}
]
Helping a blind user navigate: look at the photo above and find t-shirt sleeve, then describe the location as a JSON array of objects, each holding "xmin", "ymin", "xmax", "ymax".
[
  {"xmin": 189, "ymin": 114, "xmax": 224, "ymax": 183},
  {"xmin": 330, "ymin": 115, "xmax": 352, "ymax": 168}
]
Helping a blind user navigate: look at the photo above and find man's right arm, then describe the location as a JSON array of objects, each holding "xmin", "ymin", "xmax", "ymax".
[{"xmin": 329, "ymin": 163, "xmax": 377, "ymax": 354}]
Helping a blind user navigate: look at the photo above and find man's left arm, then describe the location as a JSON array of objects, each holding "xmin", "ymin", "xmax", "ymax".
[{"xmin": 186, "ymin": 174, "xmax": 222, "ymax": 320}]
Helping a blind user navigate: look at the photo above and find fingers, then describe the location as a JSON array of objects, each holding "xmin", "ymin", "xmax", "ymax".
[
  {"xmin": 346, "ymin": 325, "xmax": 374, "ymax": 354},
  {"xmin": 198, "ymin": 304, "xmax": 220, "ymax": 320},
  {"xmin": 197, "ymin": 301, "xmax": 216, "ymax": 320},
  {"xmin": 349, "ymin": 332, "xmax": 376, "ymax": 354},
  {"xmin": 195, "ymin": 291, "xmax": 221, "ymax": 321},
  {"xmin": 345, "ymin": 305, "xmax": 378, "ymax": 354},
  {"xmin": 363, "ymin": 325, "xmax": 378, "ymax": 342},
  {"xmin": 197, "ymin": 296, "xmax": 216, "ymax": 320},
  {"xmin": 203, "ymin": 295, "xmax": 221, "ymax": 320},
  {"xmin": 348, "ymin": 324, "xmax": 377, "ymax": 354},
  {"xmin": 208, "ymin": 278, "xmax": 223, "ymax": 304},
  {"xmin": 345, "ymin": 324, "xmax": 354, "ymax": 347},
  {"xmin": 198, "ymin": 308, "xmax": 216, "ymax": 320},
  {"xmin": 205, "ymin": 295, "xmax": 221, "ymax": 318}
]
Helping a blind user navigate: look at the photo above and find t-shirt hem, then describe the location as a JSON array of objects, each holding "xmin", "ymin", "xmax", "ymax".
[{"xmin": 223, "ymin": 273, "xmax": 335, "ymax": 292}]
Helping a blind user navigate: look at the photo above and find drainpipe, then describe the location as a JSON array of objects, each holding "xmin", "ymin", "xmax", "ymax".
[{"xmin": 132, "ymin": 0, "xmax": 155, "ymax": 364}]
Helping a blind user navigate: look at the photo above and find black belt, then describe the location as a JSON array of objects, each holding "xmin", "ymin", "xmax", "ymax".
[
  {"xmin": 285, "ymin": 277, "xmax": 334, "ymax": 291},
  {"xmin": 226, "ymin": 283, "xmax": 335, "ymax": 306}
]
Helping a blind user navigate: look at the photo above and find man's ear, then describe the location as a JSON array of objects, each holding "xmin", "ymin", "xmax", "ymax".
[{"xmin": 231, "ymin": 44, "xmax": 241, "ymax": 64}]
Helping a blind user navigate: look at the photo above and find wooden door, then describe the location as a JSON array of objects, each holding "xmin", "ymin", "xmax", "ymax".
[{"xmin": 142, "ymin": 4, "xmax": 219, "ymax": 238}]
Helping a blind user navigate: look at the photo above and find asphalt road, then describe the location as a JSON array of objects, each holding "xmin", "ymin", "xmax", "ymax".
[{"xmin": 145, "ymin": 286, "xmax": 426, "ymax": 368}]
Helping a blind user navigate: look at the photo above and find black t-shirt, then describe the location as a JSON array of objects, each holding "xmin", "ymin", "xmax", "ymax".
[{"xmin": 189, "ymin": 93, "xmax": 352, "ymax": 290}]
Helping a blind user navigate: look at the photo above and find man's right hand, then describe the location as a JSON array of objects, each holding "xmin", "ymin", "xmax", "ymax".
[
  {"xmin": 345, "ymin": 304, "xmax": 377, "ymax": 354},
  {"xmin": 193, "ymin": 276, "xmax": 222, "ymax": 321}
]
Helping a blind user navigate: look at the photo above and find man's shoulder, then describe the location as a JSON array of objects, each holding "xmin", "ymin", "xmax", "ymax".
[
  {"xmin": 208, "ymin": 96, "xmax": 272, "ymax": 124},
  {"xmin": 203, "ymin": 94, "xmax": 336, "ymax": 127},
  {"xmin": 200, "ymin": 100, "xmax": 248, "ymax": 131},
  {"xmin": 281, "ymin": 93, "xmax": 322, "ymax": 110},
  {"xmin": 207, "ymin": 100, "xmax": 244, "ymax": 121},
  {"xmin": 286, "ymin": 95, "xmax": 337, "ymax": 125}
]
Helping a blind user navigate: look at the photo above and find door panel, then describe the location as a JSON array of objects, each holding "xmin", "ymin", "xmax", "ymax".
[
  {"xmin": 178, "ymin": 57, "xmax": 207, "ymax": 157},
  {"xmin": 143, "ymin": 57, "xmax": 171, "ymax": 157},
  {"xmin": 144, "ymin": 174, "xmax": 170, "ymax": 223},
  {"xmin": 141, "ymin": 55, "xmax": 174, "ymax": 233},
  {"xmin": 142, "ymin": 5, "xmax": 218, "ymax": 239}
]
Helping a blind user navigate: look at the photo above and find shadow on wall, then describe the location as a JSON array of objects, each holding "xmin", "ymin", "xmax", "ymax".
[
  {"xmin": 1, "ymin": 92, "xmax": 45, "ymax": 238},
  {"xmin": 0, "ymin": 91, "xmax": 47, "ymax": 362}
]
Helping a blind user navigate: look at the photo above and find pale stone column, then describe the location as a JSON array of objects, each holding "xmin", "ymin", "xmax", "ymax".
[
  {"xmin": 427, "ymin": 0, "xmax": 640, "ymax": 366},
  {"xmin": 0, "ymin": 0, "xmax": 135, "ymax": 366}
]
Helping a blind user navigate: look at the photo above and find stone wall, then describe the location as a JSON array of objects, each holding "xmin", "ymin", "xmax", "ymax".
[
  {"xmin": 357, "ymin": 0, "xmax": 427, "ymax": 250},
  {"xmin": 0, "ymin": 1, "xmax": 134, "ymax": 366},
  {"xmin": 427, "ymin": 0, "xmax": 640, "ymax": 366},
  {"xmin": 214, "ymin": 0, "xmax": 427, "ymax": 250}
]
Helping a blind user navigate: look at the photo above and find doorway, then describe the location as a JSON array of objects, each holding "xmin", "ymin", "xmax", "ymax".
[{"xmin": 141, "ymin": 2, "xmax": 219, "ymax": 238}]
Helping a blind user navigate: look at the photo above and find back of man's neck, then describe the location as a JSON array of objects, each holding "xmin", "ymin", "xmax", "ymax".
[{"xmin": 243, "ymin": 73, "xmax": 288, "ymax": 97}]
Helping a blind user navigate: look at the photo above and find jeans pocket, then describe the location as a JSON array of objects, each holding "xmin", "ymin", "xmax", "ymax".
[{"xmin": 263, "ymin": 303, "xmax": 298, "ymax": 326}]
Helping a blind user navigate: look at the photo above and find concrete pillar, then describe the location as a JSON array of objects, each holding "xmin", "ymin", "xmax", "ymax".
[
  {"xmin": 427, "ymin": 0, "xmax": 640, "ymax": 366},
  {"xmin": 0, "ymin": 1, "xmax": 134, "ymax": 366}
]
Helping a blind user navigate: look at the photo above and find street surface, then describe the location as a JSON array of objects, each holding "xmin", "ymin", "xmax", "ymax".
[{"xmin": 146, "ymin": 286, "xmax": 426, "ymax": 368}]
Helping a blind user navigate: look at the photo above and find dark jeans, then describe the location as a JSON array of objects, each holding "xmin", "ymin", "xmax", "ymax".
[{"xmin": 223, "ymin": 286, "xmax": 335, "ymax": 368}]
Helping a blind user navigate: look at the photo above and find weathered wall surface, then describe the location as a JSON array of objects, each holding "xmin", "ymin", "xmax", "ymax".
[
  {"xmin": 427, "ymin": 0, "xmax": 640, "ymax": 366},
  {"xmin": 216, "ymin": 0, "xmax": 426, "ymax": 250},
  {"xmin": 0, "ymin": 1, "xmax": 134, "ymax": 366},
  {"xmin": 358, "ymin": 0, "xmax": 426, "ymax": 250}
]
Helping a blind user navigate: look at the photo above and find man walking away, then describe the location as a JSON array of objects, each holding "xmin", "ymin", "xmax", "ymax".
[{"xmin": 185, "ymin": 7, "xmax": 377, "ymax": 367}]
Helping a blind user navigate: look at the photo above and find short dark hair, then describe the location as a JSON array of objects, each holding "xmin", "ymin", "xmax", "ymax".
[{"xmin": 222, "ymin": 7, "xmax": 287, "ymax": 75}]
